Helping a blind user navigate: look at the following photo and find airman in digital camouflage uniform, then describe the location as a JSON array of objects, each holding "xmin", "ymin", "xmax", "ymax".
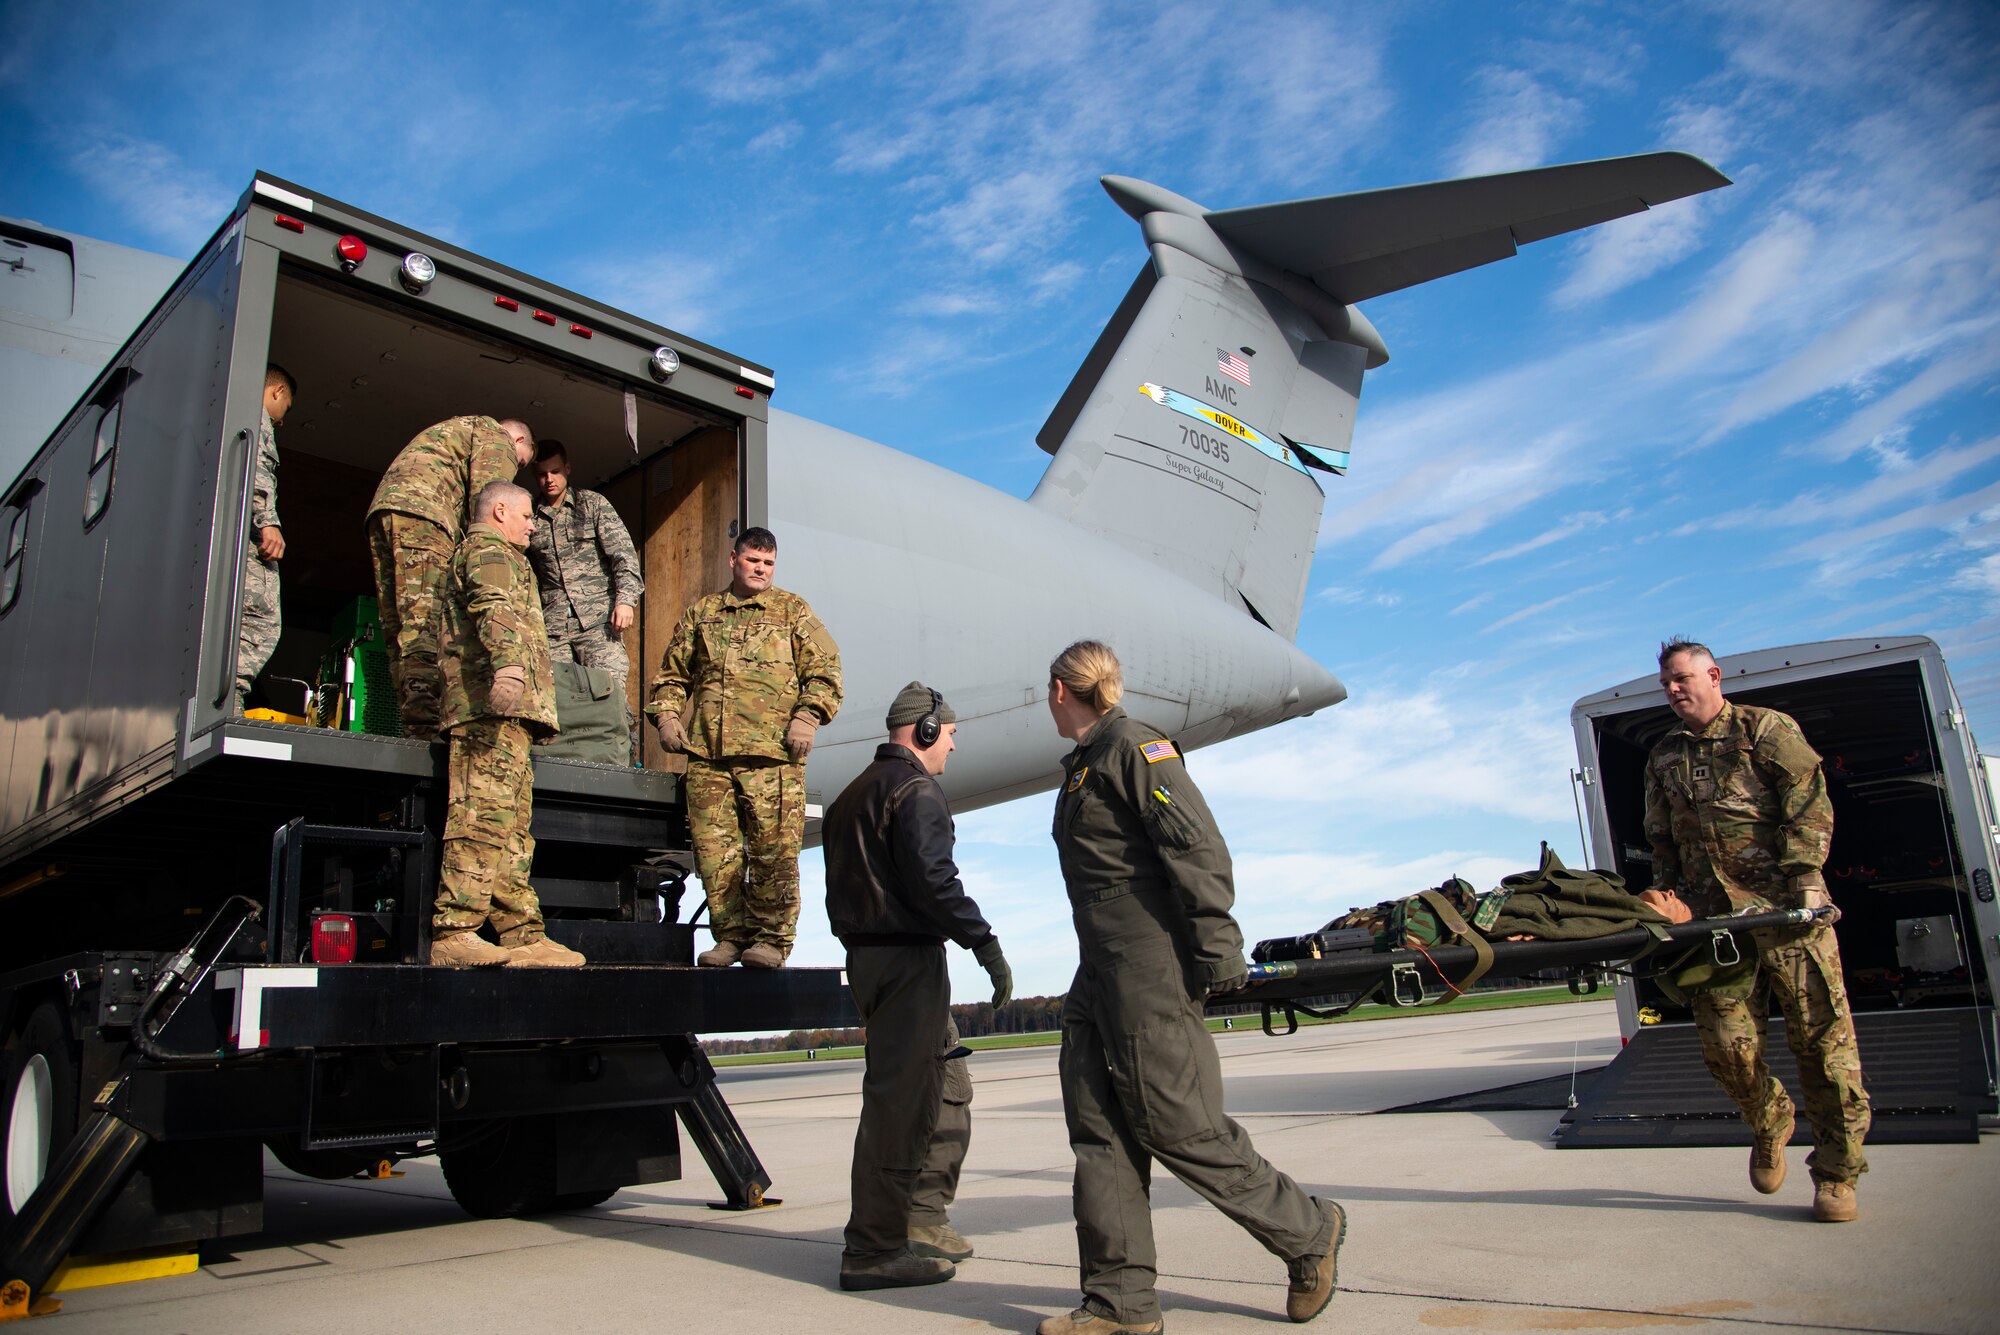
[
  {"xmin": 430, "ymin": 480, "xmax": 584, "ymax": 969},
  {"xmin": 647, "ymin": 526, "xmax": 841, "ymax": 969},
  {"xmin": 525, "ymin": 440, "xmax": 643, "ymax": 731},
  {"xmin": 235, "ymin": 365, "xmax": 294, "ymax": 709},
  {"xmin": 1641, "ymin": 638, "xmax": 1868, "ymax": 1223},
  {"xmin": 365, "ymin": 415, "xmax": 534, "ymax": 740}
]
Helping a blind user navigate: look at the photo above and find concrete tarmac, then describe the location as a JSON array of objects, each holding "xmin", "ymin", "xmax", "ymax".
[{"xmin": 48, "ymin": 998, "xmax": 2000, "ymax": 1333}]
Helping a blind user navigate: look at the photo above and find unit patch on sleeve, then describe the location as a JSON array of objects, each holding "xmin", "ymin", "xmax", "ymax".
[{"xmin": 1140, "ymin": 739, "xmax": 1179, "ymax": 764}]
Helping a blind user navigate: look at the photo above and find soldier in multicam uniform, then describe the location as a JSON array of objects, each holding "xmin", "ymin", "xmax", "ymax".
[
  {"xmin": 365, "ymin": 415, "xmax": 534, "ymax": 740},
  {"xmin": 1640, "ymin": 638, "xmax": 1869, "ymax": 1223},
  {"xmin": 235, "ymin": 365, "xmax": 294, "ymax": 709},
  {"xmin": 647, "ymin": 527, "xmax": 841, "ymax": 969},
  {"xmin": 525, "ymin": 440, "xmax": 643, "ymax": 732},
  {"xmin": 429, "ymin": 480, "xmax": 585, "ymax": 969}
]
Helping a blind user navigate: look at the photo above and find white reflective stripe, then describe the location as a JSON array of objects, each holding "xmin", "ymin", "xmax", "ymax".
[
  {"xmin": 738, "ymin": 366, "xmax": 776, "ymax": 390},
  {"xmin": 252, "ymin": 181, "xmax": 315, "ymax": 212},
  {"xmin": 214, "ymin": 967, "xmax": 319, "ymax": 1051},
  {"xmin": 223, "ymin": 736, "xmax": 293, "ymax": 761}
]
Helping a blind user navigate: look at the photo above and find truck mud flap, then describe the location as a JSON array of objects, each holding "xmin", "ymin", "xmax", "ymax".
[{"xmin": 1554, "ymin": 1008, "xmax": 1996, "ymax": 1148}]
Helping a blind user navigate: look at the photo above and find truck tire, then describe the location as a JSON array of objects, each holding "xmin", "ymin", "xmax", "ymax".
[
  {"xmin": 3, "ymin": 1004, "xmax": 79, "ymax": 1225},
  {"xmin": 438, "ymin": 1117, "xmax": 557, "ymax": 1218}
]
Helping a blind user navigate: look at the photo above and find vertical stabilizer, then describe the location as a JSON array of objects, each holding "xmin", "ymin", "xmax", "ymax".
[{"xmin": 1030, "ymin": 154, "xmax": 1729, "ymax": 642}]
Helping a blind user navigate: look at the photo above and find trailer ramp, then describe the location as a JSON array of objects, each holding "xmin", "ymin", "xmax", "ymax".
[{"xmin": 1555, "ymin": 1008, "xmax": 1994, "ymax": 1148}]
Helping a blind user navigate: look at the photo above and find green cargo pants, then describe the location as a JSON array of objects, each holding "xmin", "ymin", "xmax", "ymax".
[
  {"xmin": 909, "ymin": 1015, "xmax": 971, "ymax": 1228},
  {"xmin": 843, "ymin": 943, "xmax": 956, "ymax": 1261},
  {"xmin": 1059, "ymin": 882, "xmax": 1332, "ymax": 1324}
]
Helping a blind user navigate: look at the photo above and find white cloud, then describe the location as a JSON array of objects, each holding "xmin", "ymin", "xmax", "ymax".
[
  {"xmin": 1471, "ymin": 511, "xmax": 1615, "ymax": 566},
  {"xmin": 578, "ymin": 255, "xmax": 728, "ymax": 334},
  {"xmin": 1555, "ymin": 196, "xmax": 1713, "ymax": 307},
  {"xmin": 1448, "ymin": 67, "xmax": 1586, "ymax": 177},
  {"xmin": 1796, "ymin": 332, "xmax": 2000, "ymax": 461},
  {"xmin": 65, "ymin": 134, "xmax": 231, "ymax": 254},
  {"xmin": 1483, "ymin": 583, "xmax": 1615, "ymax": 633}
]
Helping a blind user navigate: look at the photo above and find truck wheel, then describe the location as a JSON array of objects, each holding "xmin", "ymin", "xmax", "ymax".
[
  {"xmin": 3, "ymin": 1005, "xmax": 78, "ymax": 1224},
  {"xmin": 553, "ymin": 1187, "xmax": 619, "ymax": 1211},
  {"xmin": 439, "ymin": 1118, "xmax": 557, "ymax": 1218}
]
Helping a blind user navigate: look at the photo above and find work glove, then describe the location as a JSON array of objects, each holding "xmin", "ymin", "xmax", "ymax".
[
  {"xmin": 488, "ymin": 664, "xmax": 527, "ymax": 716},
  {"xmin": 654, "ymin": 713, "xmax": 687, "ymax": 753},
  {"xmin": 1205, "ymin": 957, "xmax": 1250, "ymax": 998},
  {"xmin": 1638, "ymin": 888, "xmax": 1693, "ymax": 924},
  {"xmin": 973, "ymin": 938, "xmax": 1012, "ymax": 1008},
  {"xmin": 785, "ymin": 711, "xmax": 818, "ymax": 761}
]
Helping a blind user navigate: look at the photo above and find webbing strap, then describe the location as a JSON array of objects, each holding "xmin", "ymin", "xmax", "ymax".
[{"xmin": 1414, "ymin": 888, "xmax": 1495, "ymax": 999}]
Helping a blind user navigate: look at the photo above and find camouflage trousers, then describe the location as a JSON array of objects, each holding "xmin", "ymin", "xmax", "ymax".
[
  {"xmin": 366, "ymin": 512, "xmax": 455, "ymax": 740},
  {"xmin": 235, "ymin": 549, "xmax": 281, "ymax": 708},
  {"xmin": 549, "ymin": 615, "xmax": 631, "ymax": 728},
  {"xmin": 684, "ymin": 756, "xmax": 804, "ymax": 954},
  {"xmin": 1692, "ymin": 921, "xmax": 1870, "ymax": 1184},
  {"xmin": 434, "ymin": 717, "xmax": 546, "ymax": 944}
]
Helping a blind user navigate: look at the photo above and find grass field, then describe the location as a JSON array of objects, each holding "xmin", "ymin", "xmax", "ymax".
[{"xmin": 709, "ymin": 982, "xmax": 1614, "ymax": 1067}]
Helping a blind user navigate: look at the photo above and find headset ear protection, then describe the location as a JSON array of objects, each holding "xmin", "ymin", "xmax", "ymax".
[{"xmin": 914, "ymin": 688, "xmax": 943, "ymax": 748}]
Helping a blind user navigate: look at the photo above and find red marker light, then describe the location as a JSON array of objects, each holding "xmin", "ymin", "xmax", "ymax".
[
  {"xmin": 494, "ymin": 295, "xmax": 520, "ymax": 311},
  {"xmin": 734, "ymin": 385, "xmax": 756, "ymax": 398},
  {"xmin": 532, "ymin": 309, "xmax": 557, "ymax": 325},
  {"xmin": 335, "ymin": 234, "xmax": 368, "ymax": 273},
  {"xmin": 569, "ymin": 323, "xmax": 593, "ymax": 339},
  {"xmin": 311, "ymin": 914, "xmax": 358, "ymax": 964},
  {"xmin": 274, "ymin": 214, "xmax": 306, "ymax": 234}
]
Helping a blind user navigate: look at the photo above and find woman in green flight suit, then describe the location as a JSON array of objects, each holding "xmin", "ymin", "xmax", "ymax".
[{"xmin": 1036, "ymin": 640, "xmax": 1346, "ymax": 1335}]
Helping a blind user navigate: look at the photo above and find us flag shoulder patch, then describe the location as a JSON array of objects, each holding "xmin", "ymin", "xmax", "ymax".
[{"xmin": 1141, "ymin": 739, "xmax": 1178, "ymax": 764}]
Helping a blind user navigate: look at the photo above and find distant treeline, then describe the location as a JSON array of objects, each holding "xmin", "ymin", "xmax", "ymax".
[{"xmin": 702, "ymin": 994, "xmax": 1070, "ymax": 1055}]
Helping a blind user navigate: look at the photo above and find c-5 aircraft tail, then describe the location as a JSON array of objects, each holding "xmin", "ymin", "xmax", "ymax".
[{"xmin": 1029, "ymin": 153, "xmax": 1729, "ymax": 641}]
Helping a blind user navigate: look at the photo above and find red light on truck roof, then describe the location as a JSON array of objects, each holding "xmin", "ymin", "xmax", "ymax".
[
  {"xmin": 274, "ymin": 214, "xmax": 306, "ymax": 233},
  {"xmin": 335, "ymin": 234, "xmax": 368, "ymax": 273},
  {"xmin": 494, "ymin": 296, "xmax": 519, "ymax": 311},
  {"xmin": 569, "ymin": 324, "xmax": 593, "ymax": 339},
  {"xmin": 311, "ymin": 914, "xmax": 358, "ymax": 964},
  {"xmin": 735, "ymin": 386, "xmax": 756, "ymax": 398},
  {"xmin": 532, "ymin": 310, "xmax": 557, "ymax": 326}
]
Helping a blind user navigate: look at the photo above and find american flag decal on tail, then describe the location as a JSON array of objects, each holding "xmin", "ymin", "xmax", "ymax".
[{"xmin": 1216, "ymin": 348, "xmax": 1251, "ymax": 387}]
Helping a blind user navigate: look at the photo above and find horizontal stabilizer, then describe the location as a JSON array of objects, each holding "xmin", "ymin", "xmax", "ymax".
[{"xmin": 1203, "ymin": 152, "xmax": 1730, "ymax": 304}]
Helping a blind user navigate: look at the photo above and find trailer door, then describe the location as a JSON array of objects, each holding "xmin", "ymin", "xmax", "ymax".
[{"xmin": 179, "ymin": 215, "xmax": 284, "ymax": 768}]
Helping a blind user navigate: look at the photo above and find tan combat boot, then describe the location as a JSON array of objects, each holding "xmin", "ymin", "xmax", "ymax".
[
  {"xmin": 1750, "ymin": 1124, "xmax": 1791, "ymax": 1194},
  {"xmin": 697, "ymin": 939, "xmax": 744, "ymax": 967},
  {"xmin": 1813, "ymin": 1181, "xmax": 1859, "ymax": 1222},
  {"xmin": 1285, "ymin": 1198, "xmax": 1347, "ymax": 1323},
  {"xmin": 1035, "ymin": 1309, "xmax": 1163, "ymax": 1335},
  {"xmin": 505, "ymin": 937, "xmax": 587, "ymax": 968},
  {"xmin": 429, "ymin": 930, "xmax": 511, "ymax": 968},
  {"xmin": 740, "ymin": 943, "xmax": 786, "ymax": 969},
  {"xmin": 837, "ymin": 1247, "xmax": 954, "ymax": 1291},
  {"xmin": 908, "ymin": 1221, "xmax": 973, "ymax": 1261}
]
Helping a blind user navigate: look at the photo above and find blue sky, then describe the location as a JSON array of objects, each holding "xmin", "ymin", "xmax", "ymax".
[{"xmin": 5, "ymin": 1, "xmax": 1998, "ymax": 1001}]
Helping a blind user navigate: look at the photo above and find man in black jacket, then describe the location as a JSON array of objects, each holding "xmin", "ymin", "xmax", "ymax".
[{"xmin": 824, "ymin": 681, "xmax": 1012, "ymax": 1293}]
